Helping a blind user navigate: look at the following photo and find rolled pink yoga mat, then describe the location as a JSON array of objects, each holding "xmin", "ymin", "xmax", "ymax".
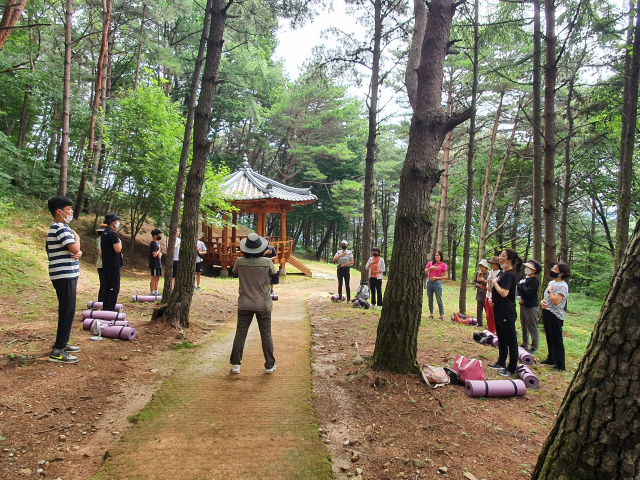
[
  {"xmin": 271, "ymin": 294, "xmax": 279, "ymax": 301},
  {"xmin": 83, "ymin": 318, "xmax": 130, "ymax": 331},
  {"xmin": 491, "ymin": 336, "xmax": 499, "ymax": 347},
  {"xmin": 87, "ymin": 301, "xmax": 123, "ymax": 311},
  {"xmin": 82, "ymin": 310, "xmax": 127, "ymax": 321},
  {"xmin": 518, "ymin": 346, "xmax": 535, "ymax": 365},
  {"xmin": 101, "ymin": 325, "xmax": 137, "ymax": 341},
  {"xmin": 516, "ymin": 364, "xmax": 539, "ymax": 389},
  {"xmin": 131, "ymin": 295, "xmax": 162, "ymax": 303},
  {"xmin": 465, "ymin": 379, "xmax": 527, "ymax": 398}
]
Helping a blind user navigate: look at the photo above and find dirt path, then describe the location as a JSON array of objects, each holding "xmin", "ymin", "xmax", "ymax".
[{"xmin": 94, "ymin": 277, "xmax": 335, "ymax": 480}]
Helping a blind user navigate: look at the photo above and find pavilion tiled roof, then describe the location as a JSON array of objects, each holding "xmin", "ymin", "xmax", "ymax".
[{"xmin": 221, "ymin": 159, "xmax": 317, "ymax": 203}]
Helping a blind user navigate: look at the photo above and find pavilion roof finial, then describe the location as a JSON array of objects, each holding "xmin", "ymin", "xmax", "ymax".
[{"xmin": 242, "ymin": 154, "xmax": 250, "ymax": 169}]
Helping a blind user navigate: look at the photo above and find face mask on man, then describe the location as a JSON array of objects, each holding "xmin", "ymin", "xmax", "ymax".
[
  {"xmin": 63, "ymin": 214, "xmax": 73, "ymax": 223},
  {"xmin": 342, "ymin": 245, "xmax": 347, "ymax": 250},
  {"xmin": 115, "ymin": 221, "xmax": 121, "ymax": 229},
  {"xmin": 525, "ymin": 267, "xmax": 532, "ymax": 275},
  {"xmin": 373, "ymin": 252, "xmax": 379, "ymax": 257},
  {"xmin": 157, "ymin": 236, "xmax": 162, "ymax": 241},
  {"xmin": 550, "ymin": 270, "xmax": 559, "ymax": 278}
]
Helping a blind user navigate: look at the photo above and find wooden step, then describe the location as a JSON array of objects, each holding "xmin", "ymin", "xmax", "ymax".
[{"xmin": 286, "ymin": 255, "xmax": 313, "ymax": 276}]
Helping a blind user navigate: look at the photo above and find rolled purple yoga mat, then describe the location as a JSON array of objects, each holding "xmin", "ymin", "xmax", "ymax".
[
  {"xmin": 465, "ymin": 379, "xmax": 527, "ymax": 398},
  {"xmin": 518, "ymin": 346, "xmax": 535, "ymax": 365},
  {"xmin": 82, "ymin": 310, "xmax": 127, "ymax": 321},
  {"xmin": 101, "ymin": 325, "xmax": 137, "ymax": 341},
  {"xmin": 482, "ymin": 330, "xmax": 493, "ymax": 336},
  {"xmin": 491, "ymin": 336, "xmax": 499, "ymax": 347},
  {"xmin": 516, "ymin": 364, "xmax": 539, "ymax": 389},
  {"xmin": 83, "ymin": 318, "xmax": 130, "ymax": 331},
  {"xmin": 87, "ymin": 301, "xmax": 123, "ymax": 312},
  {"xmin": 131, "ymin": 294, "xmax": 162, "ymax": 303},
  {"xmin": 271, "ymin": 294, "xmax": 279, "ymax": 301}
]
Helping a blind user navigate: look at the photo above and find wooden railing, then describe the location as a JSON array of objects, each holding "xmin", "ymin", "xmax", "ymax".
[{"xmin": 202, "ymin": 236, "xmax": 293, "ymax": 271}]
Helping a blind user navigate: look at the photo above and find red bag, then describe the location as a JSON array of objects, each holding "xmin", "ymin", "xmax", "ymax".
[
  {"xmin": 451, "ymin": 313, "xmax": 478, "ymax": 326},
  {"xmin": 452, "ymin": 355, "xmax": 484, "ymax": 382}
]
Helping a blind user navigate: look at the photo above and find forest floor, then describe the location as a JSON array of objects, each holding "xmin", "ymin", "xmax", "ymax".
[{"xmin": 0, "ymin": 203, "xmax": 604, "ymax": 479}]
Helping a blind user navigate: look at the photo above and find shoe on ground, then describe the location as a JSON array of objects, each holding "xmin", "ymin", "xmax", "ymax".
[
  {"xmin": 488, "ymin": 362, "xmax": 505, "ymax": 370},
  {"xmin": 438, "ymin": 316, "xmax": 444, "ymax": 321},
  {"xmin": 540, "ymin": 359, "xmax": 554, "ymax": 365},
  {"xmin": 49, "ymin": 349, "xmax": 78, "ymax": 364},
  {"xmin": 428, "ymin": 315, "xmax": 434, "ymax": 319},
  {"xmin": 231, "ymin": 364, "xmax": 241, "ymax": 374},
  {"xmin": 265, "ymin": 364, "xmax": 277, "ymax": 374},
  {"xmin": 376, "ymin": 305, "xmax": 382, "ymax": 311},
  {"xmin": 528, "ymin": 348, "xmax": 538, "ymax": 355},
  {"xmin": 64, "ymin": 343, "xmax": 81, "ymax": 353},
  {"xmin": 498, "ymin": 368, "xmax": 516, "ymax": 377},
  {"xmin": 551, "ymin": 365, "xmax": 565, "ymax": 371}
]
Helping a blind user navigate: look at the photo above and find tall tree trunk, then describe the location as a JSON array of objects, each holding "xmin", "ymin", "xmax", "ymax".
[
  {"xmin": 372, "ymin": 0, "xmax": 471, "ymax": 373},
  {"xmin": 165, "ymin": 0, "xmax": 228, "ymax": 327},
  {"xmin": 531, "ymin": 222, "xmax": 640, "ymax": 479},
  {"xmin": 615, "ymin": 0, "xmax": 640, "ymax": 272},
  {"xmin": 558, "ymin": 69, "xmax": 576, "ymax": 264},
  {"xmin": 542, "ymin": 0, "xmax": 557, "ymax": 280},
  {"xmin": 17, "ymin": 89, "xmax": 30, "ymax": 148},
  {"xmin": 0, "ymin": 0, "xmax": 28, "ymax": 51},
  {"xmin": 458, "ymin": 0, "xmax": 479, "ymax": 316},
  {"xmin": 74, "ymin": 0, "xmax": 112, "ymax": 218},
  {"xmin": 161, "ymin": 0, "xmax": 212, "ymax": 304},
  {"xmin": 361, "ymin": 0, "xmax": 382, "ymax": 282},
  {"xmin": 133, "ymin": 3, "xmax": 146, "ymax": 91},
  {"xmin": 316, "ymin": 221, "xmax": 336, "ymax": 260},
  {"xmin": 532, "ymin": 0, "xmax": 543, "ymax": 262},
  {"xmin": 436, "ymin": 77, "xmax": 453, "ymax": 252}
]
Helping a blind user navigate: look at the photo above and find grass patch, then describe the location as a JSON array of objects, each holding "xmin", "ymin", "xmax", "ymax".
[{"xmin": 172, "ymin": 340, "xmax": 200, "ymax": 350}]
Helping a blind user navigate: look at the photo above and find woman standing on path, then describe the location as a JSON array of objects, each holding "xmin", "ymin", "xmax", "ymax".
[
  {"xmin": 541, "ymin": 263, "xmax": 571, "ymax": 371},
  {"xmin": 365, "ymin": 246, "xmax": 385, "ymax": 310},
  {"xmin": 484, "ymin": 256, "xmax": 501, "ymax": 333},
  {"xmin": 332, "ymin": 240, "xmax": 354, "ymax": 302},
  {"xmin": 517, "ymin": 260, "xmax": 541, "ymax": 354},
  {"xmin": 488, "ymin": 248, "xmax": 522, "ymax": 377},
  {"xmin": 473, "ymin": 259, "xmax": 490, "ymax": 327},
  {"xmin": 425, "ymin": 251, "xmax": 448, "ymax": 320}
]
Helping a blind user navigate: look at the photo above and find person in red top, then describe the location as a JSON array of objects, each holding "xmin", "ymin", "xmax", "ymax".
[{"xmin": 425, "ymin": 251, "xmax": 448, "ymax": 320}]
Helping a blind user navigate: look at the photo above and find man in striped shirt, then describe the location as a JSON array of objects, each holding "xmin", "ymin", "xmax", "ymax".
[{"xmin": 46, "ymin": 196, "xmax": 83, "ymax": 364}]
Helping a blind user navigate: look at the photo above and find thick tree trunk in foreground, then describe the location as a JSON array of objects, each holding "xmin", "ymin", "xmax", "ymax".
[
  {"xmin": 372, "ymin": 0, "xmax": 471, "ymax": 373},
  {"xmin": 542, "ymin": 0, "xmax": 557, "ymax": 280},
  {"xmin": 532, "ymin": 0, "xmax": 543, "ymax": 263},
  {"xmin": 74, "ymin": 0, "xmax": 112, "ymax": 218},
  {"xmin": 58, "ymin": 0, "xmax": 72, "ymax": 196},
  {"xmin": 615, "ymin": 0, "xmax": 640, "ymax": 272},
  {"xmin": 165, "ymin": 0, "xmax": 227, "ymax": 328},
  {"xmin": 459, "ymin": 0, "xmax": 479, "ymax": 316},
  {"xmin": 161, "ymin": 0, "xmax": 212, "ymax": 304},
  {"xmin": 0, "ymin": 0, "xmax": 28, "ymax": 51},
  {"xmin": 360, "ymin": 0, "xmax": 382, "ymax": 282},
  {"xmin": 532, "ymin": 222, "xmax": 640, "ymax": 479}
]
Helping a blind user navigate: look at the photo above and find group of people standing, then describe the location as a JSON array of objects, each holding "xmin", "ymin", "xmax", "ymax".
[{"xmin": 332, "ymin": 241, "xmax": 386, "ymax": 310}]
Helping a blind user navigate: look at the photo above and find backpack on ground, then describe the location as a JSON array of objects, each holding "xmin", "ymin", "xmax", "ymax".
[{"xmin": 451, "ymin": 312, "xmax": 478, "ymax": 326}]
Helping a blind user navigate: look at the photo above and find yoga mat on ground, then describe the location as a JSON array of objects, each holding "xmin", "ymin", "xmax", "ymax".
[
  {"xmin": 83, "ymin": 318, "xmax": 130, "ymax": 331},
  {"xmin": 87, "ymin": 301, "xmax": 123, "ymax": 311},
  {"xmin": 516, "ymin": 364, "xmax": 539, "ymax": 389},
  {"xmin": 101, "ymin": 325, "xmax": 137, "ymax": 341},
  {"xmin": 518, "ymin": 346, "xmax": 535, "ymax": 365},
  {"xmin": 131, "ymin": 295, "xmax": 162, "ymax": 302},
  {"xmin": 82, "ymin": 310, "xmax": 127, "ymax": 321},
  {"xmin": 491, "ymin": 336, "xmax": 499, "ymax": 347},
  {"xmin": 331, "ymin": 295, "xmax": 346, "ymax": 302},
  {"xmin": 465, "ymin": 379, "xmax": 527, "ymax": 398}
]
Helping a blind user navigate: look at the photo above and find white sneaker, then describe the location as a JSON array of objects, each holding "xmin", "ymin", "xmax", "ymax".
[
  {"xmin": 265, "ymin": 364, "xmax": 276, "ymax": 374},
  {"xmin": 231, "ymin": 364, "xmax": 241, "ymax": 374},
  {"xmin": 376, "ymin": 305, "xmax": 382, "ymax": 310}
]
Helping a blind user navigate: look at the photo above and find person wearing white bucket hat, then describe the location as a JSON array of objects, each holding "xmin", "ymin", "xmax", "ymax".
[
  {"xmin": 229, "ymin": 232, "xmax": 278, "ymax": 375},
  {"xmin": 333, "ymin": 239, "xmax": 354, "ymax": 302},
  {"xmin": 473, "ymin": 259, "xmax": 490, "ymax": 327}
]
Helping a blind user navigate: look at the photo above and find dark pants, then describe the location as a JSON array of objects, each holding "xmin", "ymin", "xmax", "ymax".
[
  {"xmin": 543, "ymin": 309, "xmax": 565, "ymax": 370},
  {"xmin": 97, "ymin": 268, "xmax": 107, "ymax": 303},
  {"xmin": 476, "ymin": 298, "xmax": 485, "ymax": 327},
  {"xmin": 369, "ymin": 277, "xmax": 383, "ymax": 306},
  {"xmin": 494, "ymin": 313, "xmax": 518, "ymax": 373},
  {"xmin": 520, "ymin": 305, "xmax": 540, "ymax": 350},
  {"xmin": 52, "ymin": 278, "xmax": 77, "ymax": 350},
  {"xmin": 337, "ymin": 266, "xmax": 351, "ymax": 300},
  {"xmin": 230, "ymin": 310, "xmax": 275, "ymax": 369},
  {"xmin": 103, "ymin": 268, "xmax": 121, "ymax": 312}
]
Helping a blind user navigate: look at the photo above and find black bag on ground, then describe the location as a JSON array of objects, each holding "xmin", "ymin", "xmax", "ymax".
[{"xmin": 270, "ymin": 272, "xmax": 280, "ymax": 285}]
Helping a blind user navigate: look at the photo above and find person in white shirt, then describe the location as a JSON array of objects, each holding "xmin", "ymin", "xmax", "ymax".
[
  {"xmin": 365, "ymin": 247, "xmax": 385, "ymax": 310},
  {"xmin": 172, "ymin": 228, "xmax": 181, "ymax": 288},
  {"xmin": 332, "ymin": 240, "xmax": 354, "ymax": 301},
  {"xmin": 195, "ymin": 237, "xmax": 207, "ymax": 291}
]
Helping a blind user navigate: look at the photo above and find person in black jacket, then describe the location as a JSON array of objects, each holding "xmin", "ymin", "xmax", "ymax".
[
  {"xmin": 517, "ymin": 260, "xmax": 542, "ymax": 354},
  {"xmin": 101, "ymin": 213, "xmax": 123, "ymax": 311}
]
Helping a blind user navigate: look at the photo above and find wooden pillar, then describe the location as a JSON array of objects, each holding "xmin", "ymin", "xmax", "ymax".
[
  {"xmin": 280, "ymin": 211, "xmax": 287, "ymax": 275},
  {"xmin": 231, "ymin": 211, "xmax": 237, "ymax": 245},
  {"xmin": 221, "ymin": 213, "xmax": 228, "ymax": 277},
  {"xmin": 256, "ymin": 211, "xmax": 264, "ymax": 236}
]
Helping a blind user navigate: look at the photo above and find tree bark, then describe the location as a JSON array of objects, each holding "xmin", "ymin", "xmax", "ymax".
[
  {"xmin": 74, "ymin": 0, "xmax": 112, "ymax": 218},
  {"xmin": 532, "ymin": 0, "xmax": 543, "ymax": 262},
  {"xmin": 542, "ymin": 0, "xmax": 557, "ymax": 280},
  {"xmin": 436, "ymin": 77, "xmax": 453, "ymax": 252},
  {"xmin": 459, "ymin": 0, "xmax": 479, "ymax": 316},
  {"xmin": 165, "ymin": 0, "xmax": 228, "ymax": 328},
  {"xmin": 531, "ymin": 222, "xmax": 640, "ymax": 479},
  {"xmin": 360, "ymin": 0, "xmax": 382, "ymax": 282},
  {"xmin": 0, "ymin": 0, "xmax": 28, "ymax": 51},
  {"xmin": 161, "ymin": 0, "xmax": 212, "ymax": 304},
  {"xmin": 615, "ymin": 0, "xmax": 640, "ymax": 272},
  {"xmin": 404, "ymin": 0, "xmax": 426, "ymax": 110},
  {"xmin": 372, "ymin": 0, "xmax": 471, "ymax": 373},
  {"xmin": 133, "ymin": 3, "xmax": 146, "ymax": 91},
  {"xmin": 316, "ymin": 221, "xmax": 336, "ymax": 260},
  {"xmin": 17, "ymin": 89, "xmax": 30, "ymax": 148}
]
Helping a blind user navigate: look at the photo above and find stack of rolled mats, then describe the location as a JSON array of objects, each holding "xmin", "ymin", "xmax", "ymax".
[
  {"xmin": 85, "ymin": 301, "xmax": 136, "ymax": 340},
  {"xmin": 516, "ymin": 364, "xmax": 539, "ymax": 388},
  {"xmin": 518, "ymin": 346, "xmax": 535, "ymax": 365},
  {"xmin": 87, "ymin": 301, "xmax": 123, "ymax": 311}
]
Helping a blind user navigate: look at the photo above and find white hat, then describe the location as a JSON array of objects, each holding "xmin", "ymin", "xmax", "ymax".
[
  {"xmin": 478, "ymin": 259, "xmax": 490, "ymax": 269},
  {"xmin": 340, "ymin": 239, "xmax": 349, "ymax": 246}
]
